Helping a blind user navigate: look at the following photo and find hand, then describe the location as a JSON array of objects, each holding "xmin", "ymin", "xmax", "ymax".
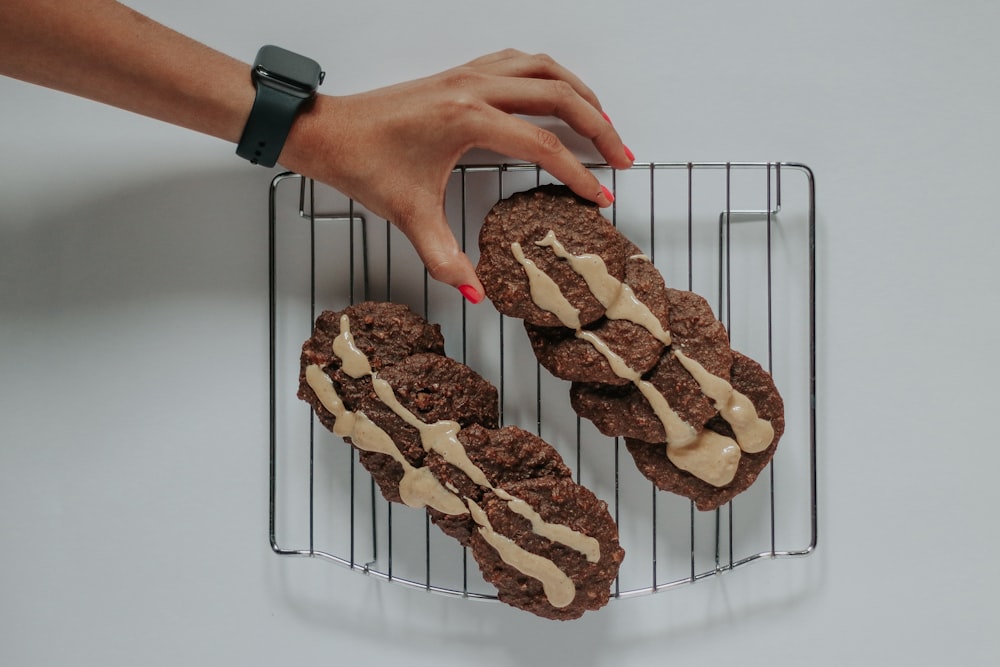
[{"xmin": 279, "ymin": 49, "xmax": 634, "ymax": 302}]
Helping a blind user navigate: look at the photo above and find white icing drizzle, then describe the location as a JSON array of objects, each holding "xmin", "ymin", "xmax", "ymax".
[
  {"xmin": 634, "ymin": 379, "xmax": 700, "ymax": 447},
  {"xmin": 573, "ymin": 329, "xmax": 698, "ymax": 447},
  {"xmin": 672, "ymin": 349, "xmax": 774, "ymax": 454},
  {"xmin": 370, "ymin": 377, "xmax": 492, "ymax": 488},
  {"xmin": 467, "ymin": 500, "xmax": 576, "ymax": 608},
  {"xmin": 494, "ymin": 488, "xmax": 600, "ymax": 563},
  {"xmin": 575, "ymin": 331, "xmax": 641, "ymax": 382},
  {"xmin": 665, "ymin": 431, "xmax": 742, "ymax": 487},
  {"xmin": 304, "ymin": 365, "xmax": 467, "ymax": 516},
  {"xmin": 309, "ymin": 314, "xmax": 604, "ymax": 606},
  {"xmin": 534, "ymin": 231, "xmax": 672, "ymax": 345},
  {"xmin": 510, "ymin": 241, "xmax": 581, "ymax": 329},
  {"xmin": 535, "ymin": 232, "xmax": 624, "ymax": 311},
  {"xmin": 332, "ymin": 314, "xmax": 372, "ymax": 378},
  {"xmin": 368, "ymin": 374, "xmax": 599, "ymax": 562}
]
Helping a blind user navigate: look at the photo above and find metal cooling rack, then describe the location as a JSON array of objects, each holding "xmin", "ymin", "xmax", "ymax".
[{"xmin": 268, "ymin": 162, "xmax": 817, "ymax": 602}]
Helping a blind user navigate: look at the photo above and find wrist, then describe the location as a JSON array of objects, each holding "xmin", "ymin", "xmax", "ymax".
[{"xmin": 279, "ymin": 94, "xmax": 343, "ymax": 180}]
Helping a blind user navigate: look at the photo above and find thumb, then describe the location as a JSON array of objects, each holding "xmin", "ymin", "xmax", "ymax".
[{"xmin": 398, "ymin": 210, "xmax": 485, "ymax": 304}]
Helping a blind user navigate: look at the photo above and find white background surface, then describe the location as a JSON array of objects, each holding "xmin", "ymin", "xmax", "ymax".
[{"xmin": 2, "ymin": 1, "xmax": 998, "ymax": 664}]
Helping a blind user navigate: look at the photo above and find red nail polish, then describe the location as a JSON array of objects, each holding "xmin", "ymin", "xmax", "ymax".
[
  {"xmin": 601, "ymin": 111, "xmax": 613, "ymax": 124},
  {"xmin": 624, "ymin": 145, "xmax": 635, "ymax": 162},
  {"xmin": 600, "ymin": 185, "xmax": 615, "ymax": 204},
  {"xmin": 458, "ymin": 284, "xmax": 482, "ymax": 304}
]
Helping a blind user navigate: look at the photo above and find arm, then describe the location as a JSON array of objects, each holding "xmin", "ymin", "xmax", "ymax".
[
  {"xmin": 0, "ymin": 1, "xmax": 634, "ymax": 301},
  {"xmin": 0, "ymin": 0, "xmax": 254, "ymax": 143}
]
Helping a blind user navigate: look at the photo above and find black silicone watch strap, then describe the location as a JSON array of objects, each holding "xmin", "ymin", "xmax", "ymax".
[{"xmin": 236, "ymin": 83, "xmax": 306, "ymax": 168}]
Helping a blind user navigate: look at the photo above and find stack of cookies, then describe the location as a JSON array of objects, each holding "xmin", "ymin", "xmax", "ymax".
[
  {"xmin": 298, "ymin": 301, "xmax": 625, "ymax": 620},
  {"xmin": 476, "ymin": 185, "xmax": 785, "ymax": 511}
]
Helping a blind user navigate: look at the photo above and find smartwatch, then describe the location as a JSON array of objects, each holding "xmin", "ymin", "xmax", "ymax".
[{"xmin": 236, "ymin": 45, "xmax": 325, "ymax": 167}]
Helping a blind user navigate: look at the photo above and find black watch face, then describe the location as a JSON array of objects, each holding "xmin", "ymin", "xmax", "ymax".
[{"xmin": 255, "ymin": 45, "xmax": 323, "ymax": 94}]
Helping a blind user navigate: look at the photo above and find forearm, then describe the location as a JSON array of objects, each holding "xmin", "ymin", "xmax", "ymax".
[{"xmin": 0, "ymin": 0, "xmax": 253, "ymax": 143}]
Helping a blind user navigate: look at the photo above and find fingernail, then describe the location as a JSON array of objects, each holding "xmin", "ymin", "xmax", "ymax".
[
  {"xmin": 624, "ymin": 145, "xmax": 635, "ymax": 162},
  {"xmin": 600, "ymin": 185, "xmax": 615, "ymax": 205},
  {"xmin": 458, "ymin": 284, "xmax": 482, "ymax": 304},
  {"xmin": 601, "ymin": 111, "xmax": 613, "ymax": 124}
]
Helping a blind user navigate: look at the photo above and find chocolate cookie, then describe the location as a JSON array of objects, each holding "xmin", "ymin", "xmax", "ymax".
[
  {"xmin": 468, "ymin": 476, "xmax": 625, "ymax": 621},
  {"xmin": 298, "ymin": 300, "xmax": 626, "ymax": 619},
  {"xmin": 476, "ymin": 184, "xmax": 631, "ymax": 328},
  {"xmin": 624, "ymin": 351, "xmax": 785, "ymax": 510},
  {"xmin": 298, "ymin": 302, "xmax": 445, "ymax": 419}
]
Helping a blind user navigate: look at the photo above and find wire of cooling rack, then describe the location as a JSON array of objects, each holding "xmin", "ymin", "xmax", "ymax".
[{"xmin": 268, "ymin": 162, "xmax": 817, "ymax": 602}]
